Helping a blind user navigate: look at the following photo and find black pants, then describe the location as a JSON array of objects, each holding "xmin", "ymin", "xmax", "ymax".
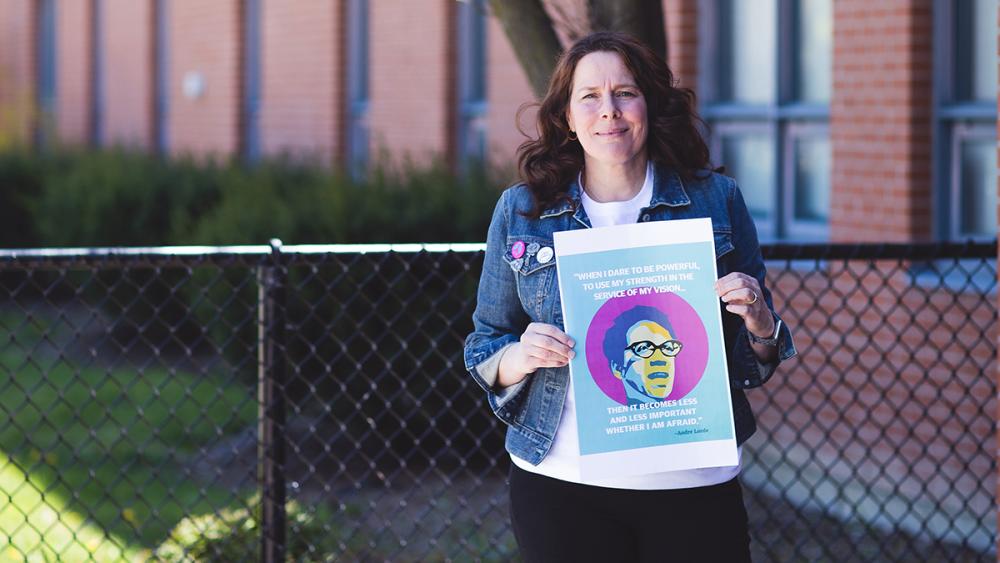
[{"xmin": 509, "ymin": 464, "xmax": 752, "ymax": 563}]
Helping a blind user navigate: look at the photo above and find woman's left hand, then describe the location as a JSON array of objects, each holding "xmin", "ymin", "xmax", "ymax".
[{"xmin": 715, "ymin": 272, "xmax": 775, "ymax": 339}]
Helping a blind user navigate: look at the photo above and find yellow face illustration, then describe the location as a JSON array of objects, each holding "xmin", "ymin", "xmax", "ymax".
[{"xmin": 612, "ymin": 321, "xmax": 680, "ymax": 399}]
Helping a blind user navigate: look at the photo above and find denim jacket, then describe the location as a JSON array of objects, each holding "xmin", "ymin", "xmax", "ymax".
[{"xmin": 464, "ymin": 165, "xmax": 796, "ymax": 465}]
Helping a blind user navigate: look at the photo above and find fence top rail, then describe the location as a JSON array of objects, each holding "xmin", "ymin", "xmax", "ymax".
[
  {"xmin": 287, "ymin": 243, "xmax": 488, "ymax": 254},
  {"xmin": 0, "ymin": 240, "xmax": 994, "ymax": 269},
  {"xmin": 0, "ymin": 242, "xmax": 487, "ymax": 259},
  {"xmin": 0, "ymin": 245, "xmax": 272, "ymax": 269},
  {"xmin": 0, "ymin": 244, "xmax": 273, "ymax": 259},
  {"xmin": 762, "ymin": 240, "xmax": 997, "ymax": 260},
  {"xmin": 0, "ymin": 242, "xmax": 490, "ymax": 269}
]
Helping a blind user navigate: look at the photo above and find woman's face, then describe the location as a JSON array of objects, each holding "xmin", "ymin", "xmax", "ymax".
[{"xmin": 565, "ymin": 51, "xmax": 648, "ymax": 170}]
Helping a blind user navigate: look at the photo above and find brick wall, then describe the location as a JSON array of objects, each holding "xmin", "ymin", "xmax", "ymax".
[
  {"xmin": 56, "ymin": 0, "xmax": 93, "ymax": 145},
  {"xmin": 0, "ymin": 0, "xmax": 35, "ymax": 145},
  {"xmin": 830, "ymin": 0, "xmax": 934, "ymax": 242},
  {"xmin": 0, "ymin": 0, "xmax": 708, "ymax": 168},
  {"xmin": 102, "ymin": 0, "xmax": 153, "ymax": 149},
  {"xmin": 663, "ymin": 0, "xmax": 698, "ymax": 90},
  {"xmin": 368, "ymin": 0, "xmax": 454, "ymax": 166},
  {"xmin": 167, "ymin": 0, "xmax": 241, "ymax": 157},
  {"xmin": 260, "ymin": 0, "xmax": 342, "ymax": 163}
]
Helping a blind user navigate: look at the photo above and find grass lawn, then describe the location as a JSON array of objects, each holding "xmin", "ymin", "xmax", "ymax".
[
  {"xmin": 0, "ymin": 309, "xmax": 257, "ymax": 560},
  {"xmin": 1, "ymin": 457, "xmax": 138, "ymax": 561}
]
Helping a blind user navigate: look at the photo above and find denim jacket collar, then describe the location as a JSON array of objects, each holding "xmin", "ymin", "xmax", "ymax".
[{"xmin": 538, "ymin": 163, "xmax": 692, "ymax": 222}]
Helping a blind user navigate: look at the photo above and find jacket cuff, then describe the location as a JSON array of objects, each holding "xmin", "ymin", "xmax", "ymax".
[
  {"xmin": 464, "ymin": 334, "xmax": 518, "ymax": 385},
  {"xmin": 466, "ymin": 338, "xmax": 530, "ymax": 415},
  {"xmin": 491, "ymin": 368, "xmax": 529, "ymax": 410},
  {"xmin": 473, "ymin": 341, "xmax": 517, "ymax": 388},
  {"xmin": 731, "ymin": 314, "xmax": 796, "ymax": 390}
]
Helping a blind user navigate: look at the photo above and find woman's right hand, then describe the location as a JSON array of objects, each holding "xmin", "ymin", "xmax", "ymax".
[{"xmin": 496, "ymin": 323, "xmax": 576, "ymax": 388}]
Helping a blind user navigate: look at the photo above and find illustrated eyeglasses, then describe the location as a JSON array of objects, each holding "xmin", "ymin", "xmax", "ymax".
[{"xmin": 625, "ymin": 340, "xmax": 683, "ymax": 358}]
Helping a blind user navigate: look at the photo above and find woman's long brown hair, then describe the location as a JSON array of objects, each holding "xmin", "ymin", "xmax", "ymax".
[{"xmin": 516, "ymin": 31, "xmax": 711, "ymax": 216}]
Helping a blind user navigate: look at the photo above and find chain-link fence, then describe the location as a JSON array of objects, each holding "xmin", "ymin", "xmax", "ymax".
[{"xmin": 0, "ymin": 241, "xmax": 995, "ymax": 562}]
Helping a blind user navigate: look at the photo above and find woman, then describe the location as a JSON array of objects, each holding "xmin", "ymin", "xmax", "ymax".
[{"xmin": 464, "ymin": 32, "xmax": 795, "ymax": 562}]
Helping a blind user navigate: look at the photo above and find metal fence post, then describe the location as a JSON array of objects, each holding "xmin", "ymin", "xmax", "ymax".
[{"xmin": 258, "ymin": 238, "xmax": 287, "ymax": 563}]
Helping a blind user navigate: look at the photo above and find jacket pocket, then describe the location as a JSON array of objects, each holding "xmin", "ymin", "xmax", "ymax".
[
  {"xmin": 713, "ymin": 231, "xmax": 734, "ymax": 259},
  {"xmin": 503, "ymin": 236, "xmax": 556, "ymax": 321},
  {"xmin": 713, "ymin": 230, "xmax": 734, "ymax": 277}
]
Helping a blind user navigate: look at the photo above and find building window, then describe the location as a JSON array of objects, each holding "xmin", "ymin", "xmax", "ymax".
[
  {"xmin": 346, "ymin": 0, "xmax": 369, "ymax": 178},
  {"xmin": 935, "ymin": 0, "xmax": 998, "ymax": 240},
  {"xmin": 35, "ymin": 0, "xmax": 57, "ymax": 147},
  {"xmin": 456, "ymin": 0, "xmax": 487, "ymax": 168},
  {"xmin": 701, "ymin": 0, "xmax": 832, "ymax": 241}
]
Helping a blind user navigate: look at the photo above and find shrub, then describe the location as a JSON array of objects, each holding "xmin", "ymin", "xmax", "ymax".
[
  {"xmin": 186, "ymin": 156, "xmax": 505, "ymax": 246},
  {"xmin": 31, "ymin": 148, "xmax": 222, "ymax": 247},
  {"xmin": 0, "ymin": 147, "xmax": 44, "ymax": 247},
  {"xmin": 1, "ymin": 147, "xmax": 508, "ymax": 247}
]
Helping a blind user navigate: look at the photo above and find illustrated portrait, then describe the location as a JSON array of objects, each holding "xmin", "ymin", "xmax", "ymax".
[
  {"xmin": 602, "ymin": 305, "xmax": 683, "ymax": 405},
  {"xmin": 585, "ymin": 290, "xmax": 709, "ymax": 405}
]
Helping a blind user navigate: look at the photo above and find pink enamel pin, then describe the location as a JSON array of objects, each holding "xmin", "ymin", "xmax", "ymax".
[{"xmin": 511, "ymin": 241, "xmax": 526, "ymax": 259}]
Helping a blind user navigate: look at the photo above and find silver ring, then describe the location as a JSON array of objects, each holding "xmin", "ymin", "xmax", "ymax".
[{"xmin": 748, "ymin": 291, "xmax": 758, "ymax": 305}]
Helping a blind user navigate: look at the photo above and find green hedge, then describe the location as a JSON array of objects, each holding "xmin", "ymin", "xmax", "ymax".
[
  {"xmin": 0, "ymin": 147, "xmax": 508, "ymax": 248},
  {"xmin": 0, "ymin": 148, "xmax": 44, "ymax": 247},
  {"xmin": 0, "ymin": 147, "xmax": 508, "ymax": 474}
]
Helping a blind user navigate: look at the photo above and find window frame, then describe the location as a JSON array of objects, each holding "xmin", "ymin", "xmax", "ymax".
[
  {"xmin": 346, "ymin": 0, "xmax": 370, "ymax": 178},
  {"xmin": 456, "ymin": 0, "xmax": 488, "ymax": 169},
  {"xmin": 784, "ymin": 122, "xmax": 831, "ymax": 240},
  {"xmin": 154, "ymin": 0, "xmax": 169, "ymax": 153},
  {"xmin": 709, "ymin": 121, "xmax": 779, "ymax": 241},
  {"xmin": 35, "ymin": 0, "xmax": 57, "ymax": 148},
  {"xmin": 699, "ymin": 0, "xmax": 832, "ymax": 242},
  {"xmin": 949, "ymin": 123, "xmax": 997, "ymax": 239},
  {"xmin": 91, "ymin": 0, "xmax": 104, "ymax": 146},
  {"xmin": 932, "ymin": 0, "xmax": 998, "ymax": 242},
  {"xmin": 242, "ymin": 0, "xmax": 261, "ymax": 161}
]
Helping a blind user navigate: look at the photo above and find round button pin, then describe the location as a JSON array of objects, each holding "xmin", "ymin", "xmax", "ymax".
[
  {"xmin": 511, "ymin": 241, "xmax": 526, "ymax": 259},
  {"xmin": 536, "ymin": 246, "xmax": 554, "ymax": 264},
  {"xmin": 526, "ymin": 242, "xmax": 541, "ymax": 255}
]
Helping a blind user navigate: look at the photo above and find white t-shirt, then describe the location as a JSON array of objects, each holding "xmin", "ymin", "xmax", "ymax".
[{"xmin": 510, "ymin": 162, "xmax": 742, "ymax": 490}]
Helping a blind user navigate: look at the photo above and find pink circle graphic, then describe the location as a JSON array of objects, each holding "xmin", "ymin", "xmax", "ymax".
[{"xmin": 584, "ymin": 290, "xmax": 709, "ymax": 405}]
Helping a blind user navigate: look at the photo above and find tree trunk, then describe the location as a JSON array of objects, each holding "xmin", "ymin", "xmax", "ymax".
[
  {"xmin": 487, "ymin": 0, "xmax": 563, "ymax": 99},
  {"xmin": 586, "ymin": 0, "xmax": 666, "ymax": 61},
  {"xmin": 487, "ymin": 0, "xmax": 668, "ymax": 99}
]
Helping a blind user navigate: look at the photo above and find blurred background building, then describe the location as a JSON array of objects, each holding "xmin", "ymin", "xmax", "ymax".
[{"xmin": 0, "ymin": 0, "xmax": 996, "ymax": 243}]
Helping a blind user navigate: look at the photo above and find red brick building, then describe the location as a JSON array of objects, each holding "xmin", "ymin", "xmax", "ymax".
[
  {"xmin": 0, "ymin": 1, "xmax": 995, "ymax": 244},
  {"xmin": 0, "ymin": 0, "xmax": 996, "ymax": 553}
]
